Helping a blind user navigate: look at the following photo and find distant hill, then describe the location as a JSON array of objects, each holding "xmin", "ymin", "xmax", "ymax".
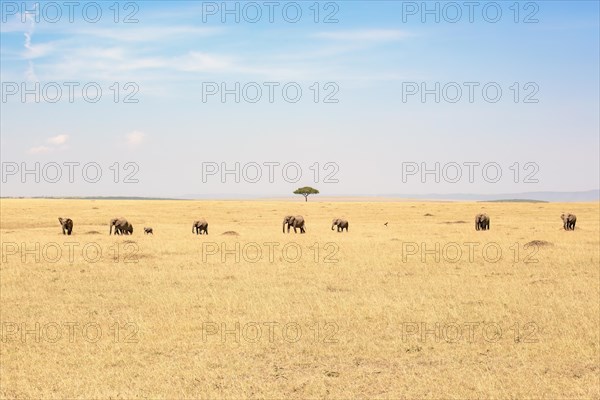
[
  {"xmin": 0, "ymin": 196, "xmax": 181, "ymax": 201},
  {"xmin": 379, "ymin": 190, "xmax": 599, "ymax": 202},
  {"xmin": 2, "ymin": 190, "xmax": 598, "ymax": 202},
  {"xmin": 481, "ymin": 199, "xmax": 549, "ymax": 203}
]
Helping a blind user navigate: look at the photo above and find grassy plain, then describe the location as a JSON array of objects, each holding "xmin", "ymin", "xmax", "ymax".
[{"xmin": 0, "ymin": 198, "xmax": 598, "ymax": 398}]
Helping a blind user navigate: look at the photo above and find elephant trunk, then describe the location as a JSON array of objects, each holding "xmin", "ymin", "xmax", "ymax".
[
  {"xmin": 283, "ymin": 222, "xmax": 286, "ymax": 233},
  {"xmin": 331, "ymin": 224, "xmax": 335, "ymax": 230},
  {"xmin": 109, "ymin": 223, "xmax": 113, "ymax": 235}
]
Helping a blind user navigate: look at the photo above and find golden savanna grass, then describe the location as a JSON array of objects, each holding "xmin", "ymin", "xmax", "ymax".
[{"xmin": 1, "ymin": 198, "xmax": 599, "ymax": 399}]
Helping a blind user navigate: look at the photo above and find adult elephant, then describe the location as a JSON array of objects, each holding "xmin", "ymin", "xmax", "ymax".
[
  {"xmin": 110, "ymin": 218, "xmax": 133, "ymax": 235},
  {"xmin": 192, "ymin": 219, "xmax": 209, "ymax": 235},
  {"xmin": 475, "ymin": 213, "xmax": 490, "ymax": 231},
  {"xmin": 561, "ymin": 213, "xmax": 576, "ymax": 230},
  {"xmin": 331, "ymin": 218, "xmax": 349, "ymax": 232},
  {"xmin": 283, "ymin": 215, "xmax": 305, "ymax": 233},
  {"xmin": 58, "ymin": 217, "xmax": 73, "ymax": 235}
]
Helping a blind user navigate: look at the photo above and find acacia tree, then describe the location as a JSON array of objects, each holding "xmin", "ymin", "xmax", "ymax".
[{"xmin": 294, "ymin": 186, "xmax": 319, "ymax": 202}]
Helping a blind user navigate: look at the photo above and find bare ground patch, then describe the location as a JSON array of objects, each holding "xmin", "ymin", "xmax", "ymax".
[{"xmin": 525, "ymin": 240, "xmax": 553, "ymax": 247}]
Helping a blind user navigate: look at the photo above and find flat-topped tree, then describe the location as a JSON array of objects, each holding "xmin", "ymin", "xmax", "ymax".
[{"xmin": 294, "ymin": 186, "xmax": 319, "ymax": 202}]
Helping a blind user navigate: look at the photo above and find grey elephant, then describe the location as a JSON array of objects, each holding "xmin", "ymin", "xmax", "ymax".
[
  {"xmin": 192, "ymin": 219, "xmax": 209, "ymax": 235},
  {"xmin": 475, "ymin": 213, "xmax": 490, "ymax": 231},
  {"xmin": 110, "ymin": 218, "xmax": 133, "ymax": 235},
  {"xmin": 561, "ymin": 213, "xmax": 576, "ymax": 230},
  {"xmin": 58, "ymin": 217, "xmax": 73, "ymax": 235},
  {"xmin": 144, "ymin": 227, "xmax": 153, "ymax": 235},
  {"xmin": 331, "ymin": 218, "xmax": 349, "ymax": 232},
  {"xmin": 283, "ymin": 215, "xmax": 305, "ymax": 233}
]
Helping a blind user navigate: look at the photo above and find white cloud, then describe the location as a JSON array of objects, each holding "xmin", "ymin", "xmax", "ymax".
[
  {"xmin": 176, "ymin": 51, "xmax": 233, "ymax": 72},
  {"xmin": 25, "ymin": 60, "xmax": 37, "ymax": 81},
  {"xmin": 80, "ymin": 26, "xmax": 223, "ymax": 43},
  {"xmin": 314, "ymin": 29, "xmax": 413, "ymax": 42},
  {"xmin": 126, "ymin": 131, "xmax": 145, "ymax": 146},
  {"xmin": 47, "ymin": 134, "xmax": 68, "ymax": 145},
  {"xmin": 28, "ymin": 146, "xmax": 52, "ymax": 154},
  {"xmin": 26, "ymin": 134, "xmax": 69, "ymax": 154}
]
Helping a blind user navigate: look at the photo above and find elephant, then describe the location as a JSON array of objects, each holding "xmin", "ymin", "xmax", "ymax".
[
  {"xmin": 561, "ymin": 213, "xmax": 576, "ymax": 230},
  {"xmin": 58, "ymin": 217, "xmax": 73, "ymax": 235},
  {"xmin": 144, "ymin": 227, "xmax": 153, "ymax": 235},
  {"xmin": 192, "ymin": 219, "xmax": 209, "ymax": 235},
  {"xmin": 110, "ymin": 218, "xmax": 133, "ymax": 235},
  {"xmin": 283, "ymin": 215, "xmax": 305, "ymax": 233},
  {"xmin": 475, "ymin": 213, "xmax": 490, "ymax": 231},
  {"xmin": 331, "ymin": 218, "xmax": 349, "ymax": 232}
]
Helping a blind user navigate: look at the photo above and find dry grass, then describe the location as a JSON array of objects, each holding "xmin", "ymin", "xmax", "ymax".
[{"xmin": 0, "ymin": 198, "xmax": 598, "ymax": 399}]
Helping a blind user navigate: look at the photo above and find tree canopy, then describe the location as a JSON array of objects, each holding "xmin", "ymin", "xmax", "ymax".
[{"xmin": 294, "ymin": 187, "xmax": 319, "ymax": 202}]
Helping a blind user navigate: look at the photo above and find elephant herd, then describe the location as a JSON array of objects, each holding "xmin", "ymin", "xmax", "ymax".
[
  {"xmin": 57, "ymin": 212, "xmax": 578, "ymax": 235},
  {"xmin": 474, "ymin": 213, "xmax": 577, "ymax": 231}
]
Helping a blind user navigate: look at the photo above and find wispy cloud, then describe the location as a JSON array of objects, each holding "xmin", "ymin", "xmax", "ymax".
[
  {"xmin": 22, "ymin": 6, "xmax": 39, "ymax": 80},
  {"xmin": 27, "ymin": 134, "xmax": 69, "ymax": 154},
  {"xmin": 80, "ymin": 26, "xmax": 224, "ymax": 42},
  {"xmin": 314, "ymin": 29, "xmax": 413, "ymax": 42},
  {"xmin": 28, "ymin": 145, "xmax": 52, "ymax": 154},
  {"xmin": 47, "ymin": 134, "xmax": 68, "ymax": 145},
  {"xmin": 126, "ymin": 131, "xmax": 145, "ymax": 147}
]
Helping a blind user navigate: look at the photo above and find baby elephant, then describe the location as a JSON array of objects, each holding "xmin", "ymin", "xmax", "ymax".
[
  {"xmin": 58, "ymin": 217, "xmax": 73, "ymax": 235},
  {"xmin": 192, "ymin": 219, "xmax": 209, "ymax": 235},
  {"xmin": 144, "ymin": 227, "xmax": 153, "ymax": 235},
  {"xmin": 561, "ymin": 213, "xmax": 576, "ymax": 231},
  {"xmin": 331, "ymin": 218, "xmax": 349, "ymax": 232},
  {"xmin": 475, "ymin": 213, "xmax": 490, "ymax": 231}
]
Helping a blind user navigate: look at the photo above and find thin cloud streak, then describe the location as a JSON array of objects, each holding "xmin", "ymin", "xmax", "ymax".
[{"xmin": 314, "ymin": 29, "xmax": 414, "ymax": 42}]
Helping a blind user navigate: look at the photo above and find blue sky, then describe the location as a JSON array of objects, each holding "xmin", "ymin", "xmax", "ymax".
[{"xmin": 1, "ymin": 1, "xmax": 598, "ymax": 198}]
